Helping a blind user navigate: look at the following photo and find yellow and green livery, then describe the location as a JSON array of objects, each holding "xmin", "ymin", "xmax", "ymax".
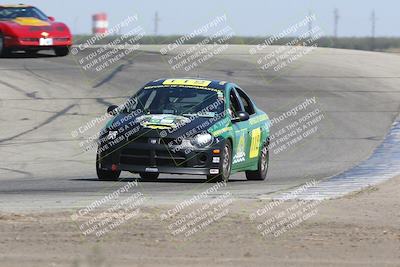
[{"xmin": 97, "ymin": 78, "xmax": 270, "ymax": 182}]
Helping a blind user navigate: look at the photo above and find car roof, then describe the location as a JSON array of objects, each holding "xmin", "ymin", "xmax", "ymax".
[
  {"xmin": 0, "ymin": 4, "xmax": 32, "ymax": 8},
  {"xmin": 144, "ymin": 78, "xmax": 231, "ymax": 91}
]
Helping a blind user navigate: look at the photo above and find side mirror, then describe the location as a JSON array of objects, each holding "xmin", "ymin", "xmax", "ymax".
[
  {"xmin": 107, "ymin": 105, "xmax": 119, "ymax": 115},
  {"xmin": 48, "ymin": 16, "xmax": 55, "ymax": 22},
  {"xmin": 232, "ymin": 111, "xmax": 249, "ymax": 123}
]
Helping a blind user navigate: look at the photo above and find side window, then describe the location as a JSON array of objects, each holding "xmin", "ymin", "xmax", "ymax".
[
  {"xmin": 229, "ymin": 89, "xmax": 242, "ymax": 117},
  {"xmin": 236, "ymin": 88, "xmax": 255, "ymax": 115},
  {"xmin": 144, "ymin": 90, "xmax": 157, "ymax": 110}
]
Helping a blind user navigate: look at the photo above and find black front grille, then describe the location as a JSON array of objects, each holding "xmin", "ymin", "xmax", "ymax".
[
  {"xmin": 120, "ymin": 148, "xmax": 148, "ymax": 164},
  {"xmin": 127, "ymin": 135, "xmax": 182, "ymax": 146},
  {"xmin": 156, "ymin": 150, "xmax": 186, "ymax": 166},
  {"xmin": 29, "ymin": 26, "xmax": 52, "ymax": 32},
  {"xmin": 128, "ymin": 136, "xmax": 148, "ymax": 143},
  {"xmin": 120, "ymin": 148, "xmax": 186, "ymax": 167}
]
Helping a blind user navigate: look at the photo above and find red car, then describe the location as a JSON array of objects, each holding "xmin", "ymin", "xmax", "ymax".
[{"xmin": 0, "ymin": 4, "xmax": 72, "ymax": 57}]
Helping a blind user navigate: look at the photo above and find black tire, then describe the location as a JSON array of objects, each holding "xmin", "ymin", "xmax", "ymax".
[
  {"xmin": 207, "ymin": 140, "xmax": 232, "ymax": 183},
  {"xmin": 246, "ymin": 142, "xmax": 269, "ymax": 181},
  {"xmin": 54, "ymin": 46, "xmax": 70, "ymax": 57},
  {"xmin": 96, "ymin": 153, "xmax": 121, "ymax": 181},
  {"xmin": 139, "ymin": 172, "xmax": 159, "ymax": 181},
  {"xmin": 0, "ymin": 33, "xmax": 10, "ymax": 57}
]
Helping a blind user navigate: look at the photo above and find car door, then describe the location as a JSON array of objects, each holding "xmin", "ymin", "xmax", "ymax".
[
  {"xmin": 229, "ymin": 87, "xmax": 252, "ymax": 170},
  {"xmin": 235, "ymin": 87, "xmax": 262, "ymax": 166}
]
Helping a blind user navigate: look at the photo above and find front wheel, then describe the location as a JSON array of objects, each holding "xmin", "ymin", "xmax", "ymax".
[
  {"xmin": 54, "ymin": 46, "xmax": 70, "ymax": 57},
  {"xmin": 0, "ymin": 33, "xmax": 10, "ymax": 57},
  {"xmin": 246, "ymin": 142, "xmax": 269, "ymax": 181},
  {"xmin": 207, "ymin": 141, "xmax": 232, "ymax": 183},
  {"xmin": 96, "ymin": 154, "xmax": 121, "ymax": 181}
]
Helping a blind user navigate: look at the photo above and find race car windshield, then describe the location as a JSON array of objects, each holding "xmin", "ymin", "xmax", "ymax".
[
  {"xmin": 0, "ymin": 7, "xmax": 49, "ymax": 21},
  {"xmin": 125, "ymin": 87, "xmax": 224, "ymax": 116}
]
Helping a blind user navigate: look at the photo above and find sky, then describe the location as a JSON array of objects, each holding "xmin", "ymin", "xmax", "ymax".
[{"xmin": 5, "ymin": 0, "xmax": 399, "ymax": 37}]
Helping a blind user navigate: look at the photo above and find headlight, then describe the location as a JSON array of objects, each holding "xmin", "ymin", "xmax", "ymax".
[
  {"xmin": 107, "ymin": 131, "xmax": 118, "ymax": 140},
  {"xmin": 190, "ymin": 133, "xmax": 214, "ymax": 148}
]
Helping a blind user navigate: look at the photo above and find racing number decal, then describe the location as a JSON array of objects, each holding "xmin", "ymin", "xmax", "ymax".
[
  {"xmin": 249, "ymin": 128, "xmax": 261, "ymax": 159},
  {"xmin": 163, "ymin": 79, "xmax": 212, "ymax": 87}
]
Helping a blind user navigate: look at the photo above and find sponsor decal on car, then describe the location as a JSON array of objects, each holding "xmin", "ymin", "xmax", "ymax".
[
  {"xmin": 211, "ymin": 126, "xmax": 233, "ymax": 137},
  {"xmin": 249, "ymin": 114, "xmax": 269, "ymax": 125},
  {"xmin": 233, "ymin": 133, "xmax": 246, "ymax": 164},
  {"xmin": 249, "ymin": 128, "xmax": 261, "ymax": 158},
  {"xmin": 135, "ymin": 114, "xmax": 191, "ymax": 130},
  {"xmin": 163, "ymin": 79, "xmax": 212, "ymax": 87}
]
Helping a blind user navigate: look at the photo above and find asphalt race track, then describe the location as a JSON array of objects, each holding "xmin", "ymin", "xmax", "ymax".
[{"xmin": 0, "ymin": 45, "xmax": 399, "ymax": 211}]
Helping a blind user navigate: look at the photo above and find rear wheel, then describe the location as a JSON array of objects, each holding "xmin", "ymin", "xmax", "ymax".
[
  {"xmin": 96, "ymin": 153, "xmax": 121, "ymax": 181},
  {"xmin": 54, "ymin": 46, "xmax": 70, "ymax": 57},
  {"xmin": 207, "ymin": 141, "xmax": 232, "ymax": 183},
  {"xmin": 246, "ymin": 142, "xmax": 269, "ymax": 181},
  {"xmin": 139, "ymin": 172, "xmax": 159, "ymax": 181}
]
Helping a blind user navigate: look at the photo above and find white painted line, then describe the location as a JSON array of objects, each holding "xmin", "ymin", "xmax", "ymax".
[{"xmin": 268, "ymin": 119, "xmax": 400, "ymax": 200}]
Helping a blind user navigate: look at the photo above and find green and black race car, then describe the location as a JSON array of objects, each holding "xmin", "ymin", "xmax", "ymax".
[{"xmin": 96, "ymin": 78, "xmax": 270, "ymax": 182}]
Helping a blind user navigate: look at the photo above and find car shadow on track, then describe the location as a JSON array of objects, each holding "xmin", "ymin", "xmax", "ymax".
[
  {"xmin": 2, "ymin": 52, "xmax": 57, "ymax": 58},
  {"xmin": 72, "ymin": 177, "xmax": 245, "ymax": 183}
]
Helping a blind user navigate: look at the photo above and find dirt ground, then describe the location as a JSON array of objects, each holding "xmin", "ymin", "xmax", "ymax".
[{"xmin": 0, "ymin": 176, "xmax": 399, "ymax": 267}]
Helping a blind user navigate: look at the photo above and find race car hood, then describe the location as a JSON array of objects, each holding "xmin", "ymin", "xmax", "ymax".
[
  {"xmin": 11, "ymin": 17, "xmax": 50, "ymax": 26},
  {"xmin": 0, "ymin": 18, "xmax": 70, "ymax": 37},
  {"xmin": 106, "ymin": 112, "xmax": 225, "ymax": 140}
]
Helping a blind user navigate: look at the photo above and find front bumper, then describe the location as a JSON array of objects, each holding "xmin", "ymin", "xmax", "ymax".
[
  {"xmin": 4, "ymin": 35, "xmax": 72, "ymax": 49},
  {"xmin": 98, "ymin": 137, "xmax": 225, "ymax": 176}
]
